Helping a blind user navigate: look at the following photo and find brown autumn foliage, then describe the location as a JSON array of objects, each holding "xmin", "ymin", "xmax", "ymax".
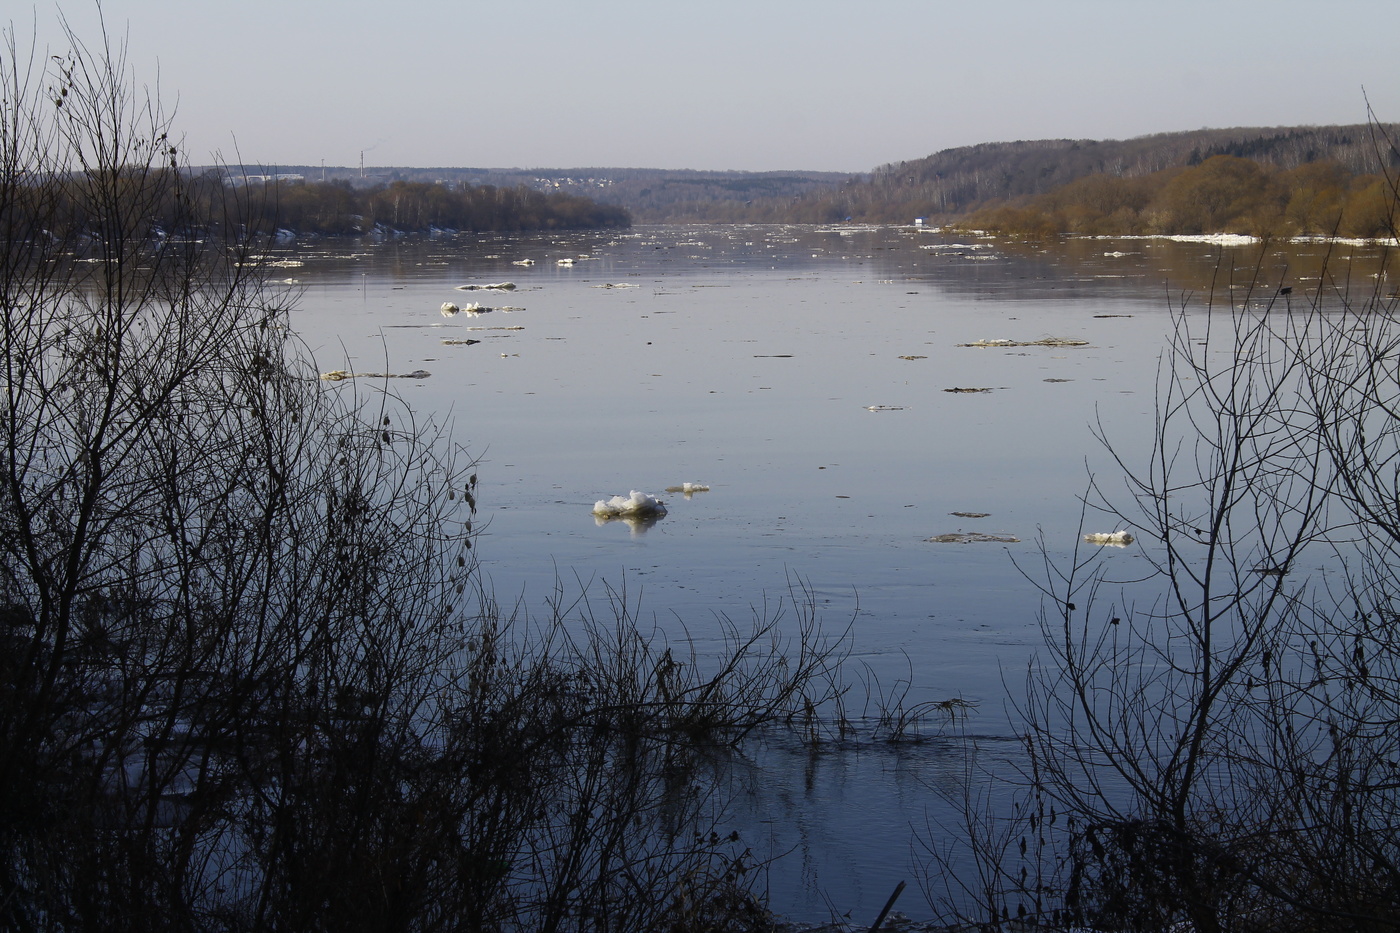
[{"xmin": 954, "ymin": 155, "xmax": 1396, "ymax": 239}]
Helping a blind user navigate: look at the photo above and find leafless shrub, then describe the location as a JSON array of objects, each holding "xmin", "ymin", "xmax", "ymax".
[{"xmin": 0, "ymin": 19, "xmax": 848, "ymax": 932}]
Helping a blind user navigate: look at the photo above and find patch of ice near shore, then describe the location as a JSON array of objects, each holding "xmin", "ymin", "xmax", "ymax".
[{"xmin": 592, "ymin": 490, "xmax": 667, "ymax": 519}]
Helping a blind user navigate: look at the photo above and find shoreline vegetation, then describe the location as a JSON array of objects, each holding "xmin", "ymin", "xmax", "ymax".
[
  {"xmin": 25, "ymin": 130, "xmax": 1400, "ymax": 244},
  {"xmin": 15, "ymin": 171, "xmax": 632, "ymax": 243},
  {"xmin": 201, "ymin": 125, "xmax": 1400, "ymax": 233},
  {"xmin": 248, "ymin": 177, "xmax": 633, "ymax": 236},
  {"xmin": 947, "ymin": 153, "xmax": 1399, "ymax": 240}
]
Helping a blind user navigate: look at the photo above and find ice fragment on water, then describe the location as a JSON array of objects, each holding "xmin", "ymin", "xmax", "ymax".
[
  {"xmin": 664, "ymin": 483, "xmax": 710, "ymax": 497},
  {"xmin": 592, "ymin": 490, "xmax": 667, "ymax": 519},
  {"xmin": 1083, "ymin": 531, "xmax": 1134, "ymax": 546}
]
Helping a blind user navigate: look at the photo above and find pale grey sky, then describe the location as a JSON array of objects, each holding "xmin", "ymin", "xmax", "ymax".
[{"xmin": 27, "ymin": 1, "xmax": 1400, "ymax": 173}]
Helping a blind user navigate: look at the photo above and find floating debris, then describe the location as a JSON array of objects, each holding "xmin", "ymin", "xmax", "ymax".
[
  {"xmin": 1083, "ymin": 531, "xmax": 1134, "ymax": 547},
  {"xmin": 442, "ymin": 302, "xmax": 525, "ymax": 317},
  {"xmin": 511, "ymin": 259, "xmax": 535, "ymax": 266},
  {"xmin": 1043, "ymin": 378, "xmax": 1073, "ymax": 383},
  {"xmin": 944, "ymin": 387, "xmax": 993, "ymax": 394},
  {"xmin": 1253, "ymin": 564, "xmax": 1290, "ymax": 576},
  {"xmin": 898, "ymin": 355, "xmax": 928, "ymax": 360},
  {"xmin": 664, "ymin": 482, "xmax": 710, "ymax": 498},
  {"xmin": 456, "ymin": 282, "xmax": 516, "ymax": 291},
  {"xmin": 592, "ymin": 282, "xmax": 640, "ymax": 289},
  {"xmin": 1094, "ymin": 314, "xmax": 1133, "ymax": 318},
  {"xmin": 592, "ymin": 490, "xmax": 667, "ymax": 520},
  {"xmin": 927, "ymin": 532, "xmax": 1020, "ymax": 544},
  {"xmin": 265, "ymin": 259, "xmax": 305, "ymax": 268},
  {"xmin": 960, "ymin": 337, "xmax": 1089, "ymax": 348},
  {"xmin": 865, "ymin": 405, "xmax": 905, "ymax": 412},
  {"xmin": 556, "ymin": 258, "xmax": 575, "ymax": 266},
  {"xmin": 442, "ymin": 338, "xmax": 481, "ymax": 346},
  {"xmin": 950, "ymin": 511, "xmax": 991, "ymax": 519},
  {"xmin": 320, "ymin": 369, "xmax": 431, "ymax": 381}
]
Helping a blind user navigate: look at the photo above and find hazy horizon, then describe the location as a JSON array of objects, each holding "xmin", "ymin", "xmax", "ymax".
[{"xmin": 26, "ymin": 0, "xmax": 1400, "ymax": 175}]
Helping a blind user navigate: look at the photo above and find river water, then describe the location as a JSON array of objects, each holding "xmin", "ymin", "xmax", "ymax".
[{"xmin": 278, "ymin": 224, "xmax": 1388, "ymax": 923}]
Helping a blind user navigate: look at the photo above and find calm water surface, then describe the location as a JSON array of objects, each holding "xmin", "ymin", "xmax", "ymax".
[{"xmin": 279, "ymin": 224, "xmax": 1381, "ymax": 921}]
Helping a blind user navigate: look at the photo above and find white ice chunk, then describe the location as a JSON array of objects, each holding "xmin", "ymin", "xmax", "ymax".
[
  {"xmin": 1083, "ymin": 531, "xmax": 1134, "ymax": 546},
  {"xmin": 592, "ymin": 490, "xmax": 667, "ymax": 519}
]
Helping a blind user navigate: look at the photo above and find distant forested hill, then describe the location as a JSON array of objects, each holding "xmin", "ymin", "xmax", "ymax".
[
  {"xmin": 232, "ymin": 125, "xmax": 1400, "ymax": 228},
  {"xmin": 784, "ymin": 124, "xmax": 1400, "ymax": 224}
]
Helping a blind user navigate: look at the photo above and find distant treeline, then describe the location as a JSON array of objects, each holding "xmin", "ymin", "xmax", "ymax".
[
  {"xmin": 173, "ymin": 125, "xmax": 1400, "ymax": 235},
  {"xmin": 953, "ymin": 155, "xmax": 1398, "ymax": 238},
  {"xmin": 219, "ymin": 165, "xmax": 855, "ymax": 225},
  {"xmin": 249, "ymin": 179, "xmax": 631, "ymax": 235},
  {"xmin": 583, "ymin": 170, "xmax": 856, "ymax": 222},
  {"xmin": 6, "ymin": 172, "xmax": 630, "ymax": 242}
]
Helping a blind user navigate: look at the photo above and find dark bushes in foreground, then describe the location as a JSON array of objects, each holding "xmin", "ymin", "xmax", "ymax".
[{"xmin": 0, "ymin": 21, "xmax": 834, "ymax": 932}]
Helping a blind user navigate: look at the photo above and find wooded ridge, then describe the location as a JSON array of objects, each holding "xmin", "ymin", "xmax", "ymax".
[{"xmin": 208, "ymin": 124, "xmax": 1400, "ymax": 231}]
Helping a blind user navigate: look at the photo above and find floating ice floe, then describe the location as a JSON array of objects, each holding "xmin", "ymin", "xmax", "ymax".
[
  {"xmin": 441, "ymin": 301, "xmax": 493, "ymax": 317},
  {"xmin": 592, "ymin": 490, "xmax": 667, "ymax": 519},
  {"xmin": 511, "ymin": 259, "xmax": 535, "ymax": 266},
  {"xmin": 456, "ymin": 282, "xmax": 516, "ymax": 291},
  {"xmin": 865, "ymin": 405, "xmax": 905, "ymax": 412},
  {"xmin": 927, "ymin": 531, "xmax": 1020, "ymax": 544},
  {"xmin": 960, "ymin": 337, "xmax": 1089, "ymax": 348},
  {"xmin": 664, "ymin": 482, "xmax": 710, "ymax": 498},
  {"xmin": 1162, "ymin": 234, "xmax": 1259, "ymax": 246},
  {"xmin": 556, "ymin": 258, "xmax": 575, "ymax": 266},
  {"xmin": 320, "ymin": 369, "xmax": 431, "ymax": 381},
  {"xmin": 1083, "ymin": 531, "xmax": 1134, "ymax": 547},
  {"xmin": 592, "ymin": 283, "xmax": 640, "ymax": 288}
]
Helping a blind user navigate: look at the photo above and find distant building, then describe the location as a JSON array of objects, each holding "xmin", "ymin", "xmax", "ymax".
[{"xmin": 224, "ymin": 173, "xmax": 306, "ymax": 187}]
